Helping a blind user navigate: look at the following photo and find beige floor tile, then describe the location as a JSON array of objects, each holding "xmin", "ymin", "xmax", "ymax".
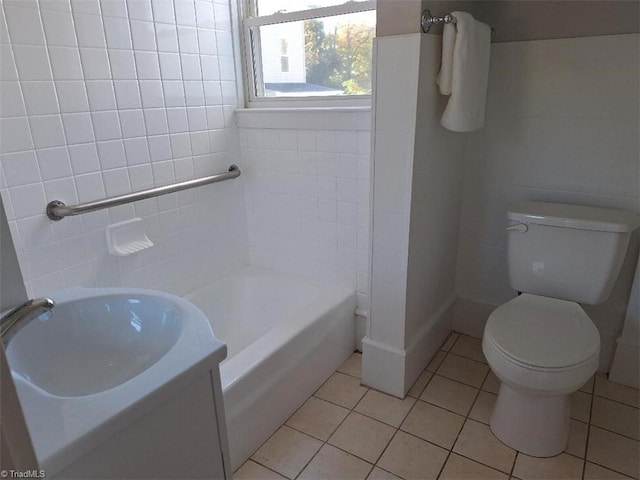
[
  {"xmin": 367, "ymin": 467, "xmax": 402, "ymax": 480},
  {"xmin": 565, "ymin": 419, "xmax": 588, "ymax": 458},
  {"xmin": 453, "ymin": 419, "xmax": 516, "ymax": 473},
  {"xmin": 579, "ymin": 375, "xmax": 595, "ymax": 394},
  {"xmin": 337, "ymin": 352, "xmax": 362, "ymax": 379},
  {"xmin": 440, "ymin": 453, "xmax": 509, "ymax": 480},
  {"xmin": 482, "ymin": 370, "xmax": 501, "ymax": 394},
  {"xmin": 584, "ymin": 462, "xmax": 634, "ymax": 479},
  {"xmin": 328, "ymin": 412, "xmax": 396, "ymax": 464},
  {"xmin": 426, "ymin": 350, "xmax": 446, "ymax": 372},
  {"xmin": 377, "ymin": 430, "xmax": 449, "ymax": 480},
  {"xmin": 450, "ymin": 334, "xmax": 487, "ymax": 363},
  {"xmin": 587, "ymin": 426, "xmax": 640, "ymax": 478},
  {"xmin": 441, "ymin": 332, "xmax": 459, "ymax": 351},
  {"xmin": 513, "ymin": 452, "xmax": 583, "ymax": 480},
  {"xmin": 252, "ymin": 426, "xmax": 322, "ymax": 479},
  {"xmin": 286, "ymin": 397, "xmax": 349, "ymax": 441},
  {"xmin": 298, "ymin": 444, "xmax": 372, "ymax": 480},
  {"xmin": 234, "ymin": 460, "xmax": 287, "ymax": 479},
  {"xmin": 408, "ymin": 370, "xmax": 433, "ymax": 398},
  {"xmin": 469, "ymin": 390, "xmax": 497, "ymax": 425},
  {"xmin": 315, "ymin": 372, "xmax": 368, "ymax": 409},
  {"xmin": 437, "ymin": 353, "xmax": 489, "ymax": 388},
  {"xmin": 421, "ymin": 374, "xmax": 479, "ymax": 416},
  {"xmin": 570, "ymin": 390, "xmax": 592, "ymax": 423},
  {"xmin": 400, "ymin": 400, "xmax": 465, "ymax": 449},
  {"xmin": 594, "ymin": 373, "xmax": 640, "ymax": 408},
  {"xmin": 355, "ymin": 389, "xmax": 415, "ymax": 427},
  {"xmin": 591, "ymin": 396, "xmax": 640, "ymax": 440}
]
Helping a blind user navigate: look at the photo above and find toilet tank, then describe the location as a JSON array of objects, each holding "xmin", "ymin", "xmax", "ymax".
[{"xmin": 507, "ymin": 202, "xmax": 640, "ymax": 305}]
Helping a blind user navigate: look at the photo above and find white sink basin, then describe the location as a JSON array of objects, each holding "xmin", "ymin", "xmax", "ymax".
[
  {"xmin": 7, "ymin": 293, "xmax": 183, "ymax": 397},
  {"xmin": 7, "ymin": 287, "xmax": 226, "ymax": 476}
]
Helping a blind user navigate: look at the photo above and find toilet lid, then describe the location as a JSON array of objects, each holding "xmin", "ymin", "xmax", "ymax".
[{"xmin": 486, "ymin": 294, "xmax": 600, "ymax": 369}]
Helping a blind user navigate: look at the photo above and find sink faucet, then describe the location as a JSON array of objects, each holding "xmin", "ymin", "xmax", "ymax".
[{"xmin": 1, "ymin": 298, "xmax": 55, "ymax": 346}]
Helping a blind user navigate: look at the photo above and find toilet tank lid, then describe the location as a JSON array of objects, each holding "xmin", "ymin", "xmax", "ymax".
[{"xmin": 507, "ymin": 202, "xmax": 640, "ymax": 233}]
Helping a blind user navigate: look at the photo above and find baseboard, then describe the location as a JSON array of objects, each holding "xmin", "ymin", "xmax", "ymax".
[
  {"xmin": 362, "ymin": 295, "xmax": 455, "ymax": 398},
  {"xmin": 609, "ymin": 339, "xmax": 640, "ymax": 388},
  {"xmin": 361, "ymin": 337, "xmax": 407, "ymax": 397},
  {"xmin": 452, "ymin": 297, "xmax": 497, "ymax": 338},
  {"xmin": 403, "ymin": 295, "xmax": 456, "ymax": 394}
]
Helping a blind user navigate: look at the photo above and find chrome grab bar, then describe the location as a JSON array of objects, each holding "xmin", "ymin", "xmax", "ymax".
[{"xmin": 47, "ymin": 164, "xmax": 241, "ymax": 221}]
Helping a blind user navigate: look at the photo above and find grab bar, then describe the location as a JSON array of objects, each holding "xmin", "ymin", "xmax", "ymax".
[{"xmin": 46, "ymin": 164, "xmax": 241, "ymax": 221}]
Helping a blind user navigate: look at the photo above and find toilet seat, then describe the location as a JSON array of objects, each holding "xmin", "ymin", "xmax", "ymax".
[{"xmin": 484, "ymin": 294, "xmax": 600, "ymax": 370}]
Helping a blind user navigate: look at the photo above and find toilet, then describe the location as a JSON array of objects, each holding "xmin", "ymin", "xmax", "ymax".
[{"xmin": 482, "ymin": 201, "xmax": 640, "ymax": 457}]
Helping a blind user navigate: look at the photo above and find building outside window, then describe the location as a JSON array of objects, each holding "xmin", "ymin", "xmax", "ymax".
[{"xmin": 240, "ymin": 0, "xmax": 376, "ymax": 105}]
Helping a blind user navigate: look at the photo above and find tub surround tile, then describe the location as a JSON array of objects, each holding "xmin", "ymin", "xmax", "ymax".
[
  {"xmin": 591, "ymin": 396, "xmax": 640, "ymax": 440},
  {"xmin": 421, "ymin": 374, "xmax": 479, "ymax": 416},
  {"xmin": 513, "ymin": 452, "xmax": 584, "ymax": 480},
  {"xmin": 587, "ymin": 426, "xmax": 640, "ymax": 479},
  {"xmin": 453, "ymin": 419, "xmax": 517, "ymax": 474},
  {"xmin": 328, "ymin": 412, "xmax": 395, "ymax": 464},
  {"xmin": 583, "ymin": 462, "xmax": 634, "ymax": 479},
  {"xmin": 355, "ymin": 390, "xmax": 415, "ymax": 428},
  {"xmin": 400, "ymin": 400, "xmax": 465, "ymax": 449},
  {"xmin": 571, "ymin": 391, "xmax": 593, "ymax": 423},
  {"xmin": 426, "ymin": 350, "xmax": 446, "ymax": 373},
  {"xmin": 450, "ymin": 335, "xmax": 487, "ymax": 364},
  {"xmin": 594, "ymin": 373, "xmax": 640, "ymax": 408},
  {"xmin": 286, "ymin": 397, "xmax": 349, "ymax": 441},
  {"xmin": 469, "ymin": 390, "xmax": 497, "ymax": 425},
  {"xmin": 234, "ymin": 460, "xmax": 286, "ymax": 480},
  {"xmin": 251, "ymin": 426, "xmax": 322, "ymax": 479},
  {"xmin": 367, "ymin": 466, "xmax": 402, "ymax": 480},
  {"xmin": 377, "ymin": 430, "xmax": 449, "ymax": 480},
  {"xmin": 407, "ymin": 370, "xmax": 433, "ymax": 398},
  {"xmin": 482, "ymin": 370, "xmax": 501, "ymax": 394},
  {"xmin": 437, "ymin": 353, "xmax": 489, "ymax": 388},
  {"xmin": 298, "ymin": 444, "xmax": 372, "ymax": 480},
  {"xmin": 441, "ymin": 332, "xmax": 459, "ymax": 351},
  {"xmin": 440, "ymin": 453, "xmax": 509, "ymax": 480},
  {"xmin": 565, "ymin": 419, "xmax": 588, "ymax": 458},
  {"xmin": 337, "ymin": 352, "xmax": 363, "ymax": 379}
]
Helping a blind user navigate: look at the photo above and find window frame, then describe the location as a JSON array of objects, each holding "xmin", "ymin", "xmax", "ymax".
[{"xmin": 239, "ymin": 0, "xmax": 377, "ymax": 108}]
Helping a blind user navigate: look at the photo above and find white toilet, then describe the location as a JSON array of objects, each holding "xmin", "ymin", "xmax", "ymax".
[{"xmin": 482, "ymin": 201, "xmax": 640, "ymax": 457}]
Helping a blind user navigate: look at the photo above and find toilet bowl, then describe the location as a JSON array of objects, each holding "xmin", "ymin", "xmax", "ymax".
[{"xmin": 483, "ymin": 294, "xmax": 600, "ymax": 457}]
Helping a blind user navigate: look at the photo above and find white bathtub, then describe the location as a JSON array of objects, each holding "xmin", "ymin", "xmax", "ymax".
[{"xmin": 185, "ymin": 266, "xmax": 356, "ymax": 469}]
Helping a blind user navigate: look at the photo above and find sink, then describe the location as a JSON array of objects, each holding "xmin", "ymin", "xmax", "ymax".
[
  {"xmin": 6, "ymin": 287, "xmax": 226, "ymax": 475},
  {"xmin": 7, "ymin": 293, "xmax": 183, "ymax": 397}
]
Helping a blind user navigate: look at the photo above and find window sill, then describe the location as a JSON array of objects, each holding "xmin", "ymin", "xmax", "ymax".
[{"xmin": 235, "ymin": 106, "xmax": 372, "ymax": 131}]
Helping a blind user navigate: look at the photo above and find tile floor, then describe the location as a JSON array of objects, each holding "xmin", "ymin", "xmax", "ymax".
[{"xmin": 234, "ymin": 333, "xmax": 640, "ymax": 480}]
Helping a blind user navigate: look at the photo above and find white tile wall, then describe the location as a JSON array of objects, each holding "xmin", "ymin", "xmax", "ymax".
[
  {"xmin": 0, "ymin": 0, "xmax": 247, "ymax": 298},
  {"xmin": 455, "ymin": 35, "xmax": 640, "ymax": 347},
  {"xmin": 239, "ymin": 126, "xmax": 371, "ymax": 312}
]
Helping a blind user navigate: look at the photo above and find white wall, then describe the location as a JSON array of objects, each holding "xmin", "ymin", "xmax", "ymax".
[
  {"xmin": 454, "ymin": 35, "xmax": 640, "ymax": 369},
  {"xmin": 237, "ymin": 110, "xmax": 371, "ymax": 313},
  {"xmin": 363, "ymin": 34, "xmax": 465, "ymax": 397},
  {"xmin": 0, "ymin": 0, "xmax": 248, "ymax": 298}
]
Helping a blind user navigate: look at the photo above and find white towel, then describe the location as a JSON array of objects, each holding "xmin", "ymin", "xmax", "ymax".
[{"xmin": 437, "ymin": 11, "xmax": 491, "ymax": 132}]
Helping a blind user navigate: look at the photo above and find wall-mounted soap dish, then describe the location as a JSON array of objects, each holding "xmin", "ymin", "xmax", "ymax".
[{"xmin": 106, "ymin": 218, "xmax": 154, "ymax": 256}]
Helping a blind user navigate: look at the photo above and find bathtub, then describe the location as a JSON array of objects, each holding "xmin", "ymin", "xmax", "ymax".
[{"xmin": 185, "ymin": 266, "xmax": 356, "ymax": 470}]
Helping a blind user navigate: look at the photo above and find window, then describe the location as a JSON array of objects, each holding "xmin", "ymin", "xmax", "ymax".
[
  {"xmin": 280, "ymin": 39, "xmax": 289, "ymax": 72},
  {"xmin": 241, "ymin": 0, "xmax": 376, "ymax": 106}
]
